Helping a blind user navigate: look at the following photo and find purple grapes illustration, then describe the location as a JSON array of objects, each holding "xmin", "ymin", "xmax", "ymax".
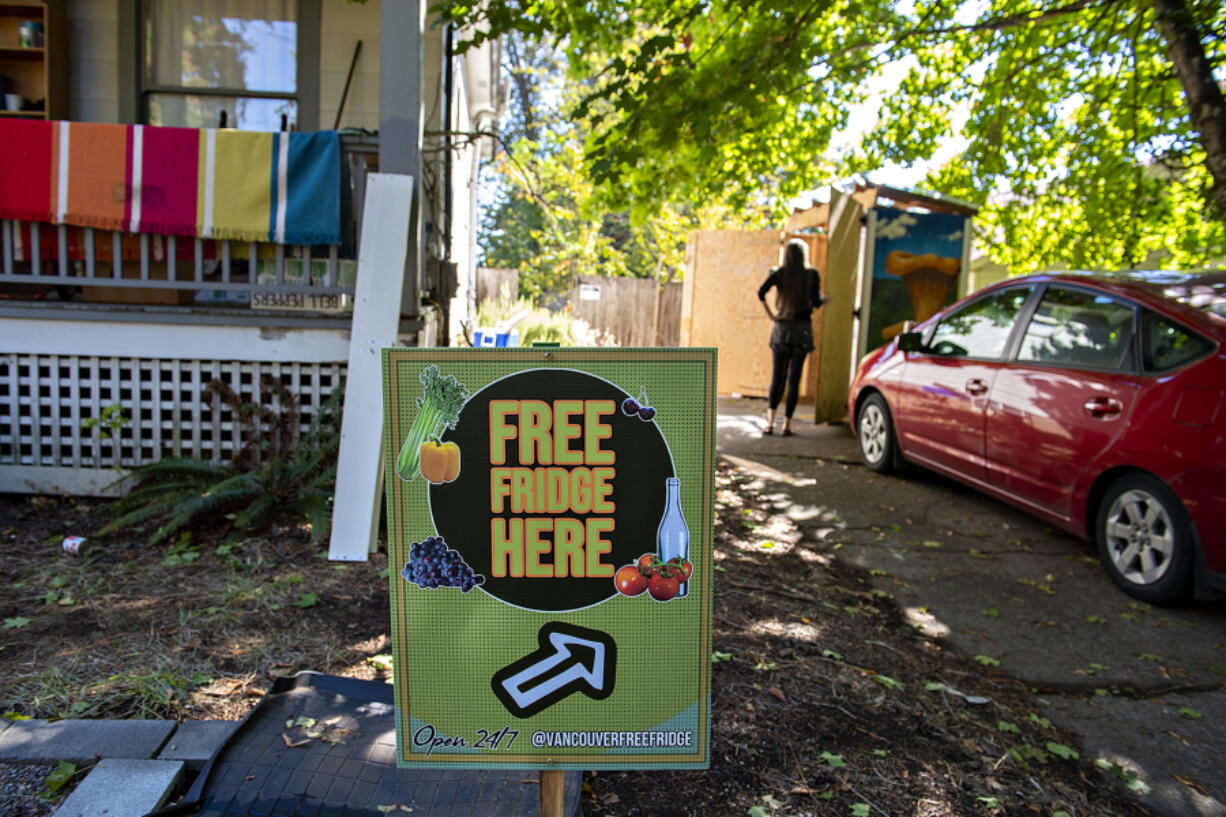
[{"xmin": 401, "ymin": 535, "xmax": 486, "ymax": 592}]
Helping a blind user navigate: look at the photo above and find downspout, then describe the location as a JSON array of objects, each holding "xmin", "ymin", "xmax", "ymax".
[{"xmin": 443, "ymin": 24, "xmax": 454, "ymax": 346}]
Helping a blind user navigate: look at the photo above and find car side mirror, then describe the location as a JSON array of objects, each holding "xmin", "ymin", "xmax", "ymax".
[{"xmin": 898, "ymin": 331, "xmax": 924, "ymax": 353}]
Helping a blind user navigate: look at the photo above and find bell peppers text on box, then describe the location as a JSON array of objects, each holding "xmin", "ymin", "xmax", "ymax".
[{"xmin": 486, "ymin": 399, "xmax": 617, "ymax": 579}]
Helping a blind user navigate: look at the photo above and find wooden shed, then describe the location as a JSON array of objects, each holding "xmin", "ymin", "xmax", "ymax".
[
  {"xmin": 680, "ymin": 184, "xmax": 976, "ymax": 423},
  {"xmin": 680, "ymin": 229, "xmax": 827, "ymax": 400}
]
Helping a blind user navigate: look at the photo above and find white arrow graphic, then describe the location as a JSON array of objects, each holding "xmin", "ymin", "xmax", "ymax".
[{"xmin": 492, "ymin": 623, "xmax": 616, "ymax": 718}]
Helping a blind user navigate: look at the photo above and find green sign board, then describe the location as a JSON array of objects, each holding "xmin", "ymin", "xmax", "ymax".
[{"xmin": 382, "ymin": 348, "xmax": 716, "ymax": 770}]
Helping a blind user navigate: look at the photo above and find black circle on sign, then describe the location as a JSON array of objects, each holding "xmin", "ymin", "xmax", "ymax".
[{"xmin": 430, "ymin": 369, "xmax": 673, "ymax": 611}]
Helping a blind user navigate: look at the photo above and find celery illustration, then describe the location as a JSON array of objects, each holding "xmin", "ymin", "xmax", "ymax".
[{"xmin": 395, "ymin": 365, "xmax": 469, "ymax": 481}]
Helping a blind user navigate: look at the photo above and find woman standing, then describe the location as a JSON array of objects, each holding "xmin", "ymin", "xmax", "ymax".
[{"xmin": 757, "ymin": 239, "xmax": 824, "ymax": 436}]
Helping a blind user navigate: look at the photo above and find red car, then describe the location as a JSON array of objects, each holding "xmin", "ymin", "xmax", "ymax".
[{"xmin": 848, "ymin": 271, "xmax": 1226, "ymax": 605}]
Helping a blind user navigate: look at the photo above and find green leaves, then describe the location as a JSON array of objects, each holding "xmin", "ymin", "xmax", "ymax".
[
  {"xmin": 1016, "ymin": 577, "xmax": 1055, "ymax": 595},
  {"xmin": 874, "ymin": 674, "xmax": 905, "ymax": 691},
  {"xmin": 1095, "ymin": 758, "xmax": 1152, "ymax": 793},
  {"xmin": 3, "ymin": 617, "xmax": 30, "ymax": 629},
  {"xmin": 924, "ymin": 682, "xmax": 990, "ymax": 705},
  {"xmin": 1009, "ymin": 744, "xmax": 1049, "ymax": 765},
  {"xmin": 1076, "ymin": 662, "xmax": 1110, "ymax": 677},
  {"xmin": 1044, "ymin": 741, "xmax": 1079, "ymax": 760},
  {"xmin": 292, "ymin": 593, "xmax": 318, "ymax": 609},
  {"xmin": 367, "ymin": 654, "xmax": 394, "ymax": 672},
  {"xmin": 163, "ymin": 533, "xmax": 201, "ymax": 567},
  {"xmin": 444, "ymin": 0, "xmax": 1225, "ymax": 268},
  {"xmin": 42, "ymin": 760, "xmax": 76, "ymax": 795}
]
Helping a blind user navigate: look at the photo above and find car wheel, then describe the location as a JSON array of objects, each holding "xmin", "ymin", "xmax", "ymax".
[
  {"xmin": 857, "ymin": 393, "xmax": 897, "ymax": 474},
  {"xmin": 1096, "ymin": 474, "xmax": 1194, "ymax": 605}
]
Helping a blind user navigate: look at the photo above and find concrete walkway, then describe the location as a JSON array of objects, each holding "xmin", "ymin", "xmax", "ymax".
[
  {"xmin": 718, "ymin": 395, "xmax": 1226, "ymax": 817},
  {"xmin": 0, "ymin": 717, "xmax": 225, "ymax": 816}
]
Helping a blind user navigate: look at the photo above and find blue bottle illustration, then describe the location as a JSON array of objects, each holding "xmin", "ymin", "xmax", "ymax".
[{"xmin": 657, "ymin": 477, "xmax": 690, "ymax": 597}]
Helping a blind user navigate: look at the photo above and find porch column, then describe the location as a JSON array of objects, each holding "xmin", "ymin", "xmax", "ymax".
[{"xmin": 379, "ymin": 0, "xmax": 425, "ymax": 320}]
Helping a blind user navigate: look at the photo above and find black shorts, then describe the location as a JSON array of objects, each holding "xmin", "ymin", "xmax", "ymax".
[{"xmin": 769, "ymin": 318, "xmax": 814, "ymax": 354}]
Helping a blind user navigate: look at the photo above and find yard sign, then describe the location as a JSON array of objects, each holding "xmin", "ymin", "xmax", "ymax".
[{"xmin": 382, "ymin": 348, "xmax": 715, "ymax": 769}]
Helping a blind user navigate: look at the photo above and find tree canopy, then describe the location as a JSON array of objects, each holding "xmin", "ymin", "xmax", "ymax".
[
  {"xmin": 478, "ymin": 29, "xmax": 770, "ymax": 298},
  {"xmin": 440, "ymin": 0, "xmax": 1226, "ymax": 271}
]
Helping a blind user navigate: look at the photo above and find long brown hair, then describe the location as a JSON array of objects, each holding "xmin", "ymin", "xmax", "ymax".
[{"xmin": 772, "ymin": 240, "xmax": 810, "ymax": 319}]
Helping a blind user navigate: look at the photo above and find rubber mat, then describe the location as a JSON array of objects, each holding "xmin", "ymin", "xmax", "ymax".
[{"xmin": 150, "ymin": 672, "xmax": 580, "ymax": 817}]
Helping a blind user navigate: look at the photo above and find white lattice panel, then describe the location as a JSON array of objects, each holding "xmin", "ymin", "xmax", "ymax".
[{"xmin": 0, "ymin": 354, "xmax": 344, "ymax": 491}]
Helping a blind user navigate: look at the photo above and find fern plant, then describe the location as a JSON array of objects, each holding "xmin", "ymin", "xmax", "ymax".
[{"xmin": 98, "ymin": 376, "xmax": 343, "ymax": 546}]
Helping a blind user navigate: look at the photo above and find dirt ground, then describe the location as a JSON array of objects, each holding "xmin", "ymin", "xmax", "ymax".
[{"xmin": 0, "ymin": 462, "xmax": 1160, "ymax": 816}]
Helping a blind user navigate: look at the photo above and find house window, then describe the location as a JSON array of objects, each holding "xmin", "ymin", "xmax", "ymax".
[{"xmin": 142, "ymin": 0, "xmax": 302, "ymax": 131}]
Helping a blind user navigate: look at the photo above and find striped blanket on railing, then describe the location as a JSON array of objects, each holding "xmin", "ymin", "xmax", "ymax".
[{"xmin": 0, "ymin": 120, "xmax": 341, "ymax": 246}]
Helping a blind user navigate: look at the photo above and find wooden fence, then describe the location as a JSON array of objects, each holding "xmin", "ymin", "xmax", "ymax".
[
  {"xmin": 570, "ymin": 275, "xmax": 682, "ymax": 347},
  {"xmin": 475, "ymin": 267, "xmax": 519, "ymax": 305}
]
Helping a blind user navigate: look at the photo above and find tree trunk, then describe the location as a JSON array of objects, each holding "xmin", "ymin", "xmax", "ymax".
[
  {"xmin": 505, "ymin": 33, "xmax": 539, "ymax": 145},
  {"xmin": 1153, "ymin": 0, "xmax": 1226, "ymax": 226}
]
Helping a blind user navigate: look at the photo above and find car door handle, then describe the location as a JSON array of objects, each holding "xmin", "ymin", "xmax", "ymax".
[
  {"xmin": 1083, "ymin": 397, "xmax": 1123, "ymax": 418},
  {"xmin": 966, "ymin": 378, "xmax": 989, "ymax": 396}
]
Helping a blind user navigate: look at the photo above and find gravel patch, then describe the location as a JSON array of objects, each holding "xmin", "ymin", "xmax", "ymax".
[{"xmin": 0, "ymin": 761, "xmax": 77, "ymax": 817}]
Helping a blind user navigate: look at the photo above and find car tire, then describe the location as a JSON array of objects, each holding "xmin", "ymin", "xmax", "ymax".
[
  {"xmin": 857, "ymin": 393, "xmax": 897, "ymax": 474},
  {"xmin": 1096, "ymin": 473, "xmax": 1195, "ymax": 605}
]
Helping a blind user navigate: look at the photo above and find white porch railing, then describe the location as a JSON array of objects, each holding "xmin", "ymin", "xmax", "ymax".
[
  {"xmin": 0, "ymin": 136, "xmax": 411, "ymax": 495},
  {"xmin": 0, "ymin": 133, "xmax": 377, "ymax": 313},
  {"xmin": 0, "ymin": 220, "xmax": 354, "ymax": 309}
]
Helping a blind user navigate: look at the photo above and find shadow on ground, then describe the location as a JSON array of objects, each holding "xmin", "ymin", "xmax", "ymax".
[{"xmin": 717, "ymin": 395, "xmax": 1226, "ymax": 817}]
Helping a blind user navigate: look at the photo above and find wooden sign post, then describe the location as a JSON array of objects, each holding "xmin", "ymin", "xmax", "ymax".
[{"xmin": 539, "ymin": 769, "xmax": 565, "ymax": 817}]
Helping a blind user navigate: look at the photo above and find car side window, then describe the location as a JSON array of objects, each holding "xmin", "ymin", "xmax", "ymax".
[
  {"xmin": 1141, "ymin": 309, "xmax": 1214, "ymax": 373},
  {"xmin": 1016, "ymin": 287, "xmax": 1136, "ymax": 370},
  {"xmin": 926, "ymin": 287, "xmax": 1033, "ymax": 360}
]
